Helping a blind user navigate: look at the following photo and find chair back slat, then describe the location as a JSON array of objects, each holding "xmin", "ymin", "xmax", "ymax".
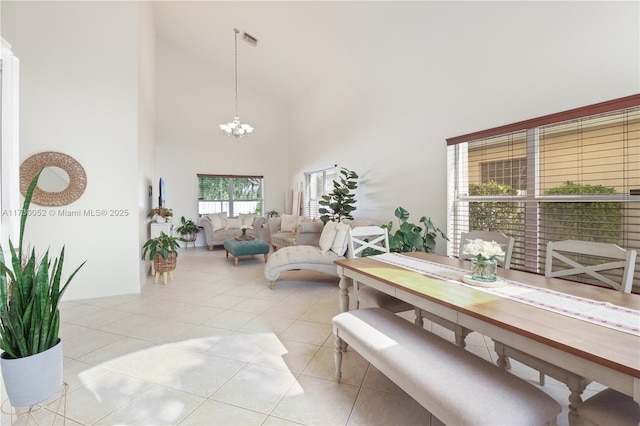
[
  {"xmin": 348, "ymin": 226, "xmax": 390, "ymax": 259},
  {"xmin": 545, "ymin": 240, "xmax": 637, "ymax": 293}
]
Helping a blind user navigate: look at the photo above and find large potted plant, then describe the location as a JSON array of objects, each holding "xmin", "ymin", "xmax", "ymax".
[
  {"xmin": 383, "ymin": 206, "xmax": 448, "ymax": 253},
  {"xmin": 0, "ymin": 170, "xmax": 85, "ymax": 407},
  {"xmin": 319, "ymin": 167, "xmax": 358, "ymax": 224},
  {"xmin": 141, "ymin": 231, "xmax": 180, "ymax": 284}
]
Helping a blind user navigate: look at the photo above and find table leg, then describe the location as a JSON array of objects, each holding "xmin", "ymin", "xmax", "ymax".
[
  {"xmin": 338, "ymin": 268, "xmax": 351, "ymax": 313},
  {"xmin": 234, "ymin": 257, "xmax": 238, "ymax": 266},
  {"xmin": 263, "ymin": 254, "xmax": 268, "ymax": 263}
]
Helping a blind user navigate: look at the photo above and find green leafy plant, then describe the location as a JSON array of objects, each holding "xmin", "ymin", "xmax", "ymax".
[
  {"xmin": 319, "ymin": 167, "xmax": 358, "ymax": 224},
  {"xmin": 175, "ymin": 216, "xmax": 200, "ymax": 236},
  {"xmin": 0, "ymin": 170, "xmax": 85, "ymax": 359},
  {"xmin": 383, "ymin": 206, "xmax": 448, "ymax": 253},
  {"xmin": 266, "ymin": 210, "xmax": 280, "ymax": 219},
  {"xmin": 141, "ymin": 232, "xmax": 180, "ymax": 261}
]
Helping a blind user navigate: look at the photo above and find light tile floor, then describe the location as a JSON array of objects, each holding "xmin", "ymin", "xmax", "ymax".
[{"xmin": 1, "ymin": 247, "xmax": 604, "ymax": 425}]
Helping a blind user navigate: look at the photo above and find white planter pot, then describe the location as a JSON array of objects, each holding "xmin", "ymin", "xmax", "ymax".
[
  {"xmin": 0, "ymin": 339, "xmax": 63, "ymax": 407},
  {"xmin": 155, "ymin": 215, "xmax": 166, "ymax": 223}
]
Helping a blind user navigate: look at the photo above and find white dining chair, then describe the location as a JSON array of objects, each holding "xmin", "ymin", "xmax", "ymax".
[
  {"xmin": 545, "ymin": 240, "xmax": 637, "ymax": 293},
  {"xmin": 494, "ymin": 240, "xmax": 638, "ymax": 420},
  {"xmin": 347, "ymin": 226, "xmax": 414, "ymax": 313},
  {"xmin": 417, "ymin": 230, "xmax": 515, "ymax": 347}
]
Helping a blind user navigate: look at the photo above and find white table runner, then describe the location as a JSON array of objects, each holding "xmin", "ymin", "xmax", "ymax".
[{"xmin": 371, "ymin": 253, "xmax": 640, "ymax": 336}]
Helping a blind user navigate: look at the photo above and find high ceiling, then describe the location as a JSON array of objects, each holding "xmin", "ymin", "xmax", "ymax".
[{"xmin": 152, "ymin": 1, "xmax": 412, "ymax": 107}]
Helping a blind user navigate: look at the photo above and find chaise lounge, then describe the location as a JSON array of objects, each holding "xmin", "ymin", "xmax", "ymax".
[{"xmin": 264, "ymin": 218, "xmax": 374, "ymax": 289}]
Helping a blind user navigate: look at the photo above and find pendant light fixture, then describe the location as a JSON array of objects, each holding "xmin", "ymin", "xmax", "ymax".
[{"xmin": 219, "ymin": 28, "xmax": 253, "ymax": 138}]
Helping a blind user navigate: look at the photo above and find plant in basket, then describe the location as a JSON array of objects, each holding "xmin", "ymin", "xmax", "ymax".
[
  {"xmin": 0, "ymin": 170, "xmax": 85, "ymax": 407},
  {"xmin": 141, "ymin": 232, "xmax": 180, "ymax": 284}
]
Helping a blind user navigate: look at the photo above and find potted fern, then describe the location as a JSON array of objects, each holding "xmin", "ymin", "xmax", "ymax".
[{"xmin": 0, "ymin": 170, "xmax": 85, "ymax": 407}]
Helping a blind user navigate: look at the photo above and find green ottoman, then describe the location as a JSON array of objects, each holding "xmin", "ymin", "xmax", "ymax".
[{"xmin": 223, "ymin": 237, "xmax": 270, "ymax": 266}]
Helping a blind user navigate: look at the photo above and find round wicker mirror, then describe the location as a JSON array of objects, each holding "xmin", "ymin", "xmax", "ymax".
[{"xmin": 20, "ymin": 152, "xmax": 87, "ymax": 206}]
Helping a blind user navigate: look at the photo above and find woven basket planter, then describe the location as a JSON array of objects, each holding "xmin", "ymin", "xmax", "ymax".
[{"xmin": 153, "ymin": 252, "xmax": 177, "ymax": 273}]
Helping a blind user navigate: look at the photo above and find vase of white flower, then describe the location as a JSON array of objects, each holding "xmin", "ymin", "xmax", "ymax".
[
  {"xmin": 463, "ymin": 239, "xmax": 505, "ymax": 283},
  {"xmin": 471, "ymin": 256, "xmax": 498, "ymax": 282}
]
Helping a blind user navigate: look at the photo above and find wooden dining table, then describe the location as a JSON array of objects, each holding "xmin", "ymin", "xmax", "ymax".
[{"xmin": 335, "ymin": 252, "xmax": 640, "ymax": 422}]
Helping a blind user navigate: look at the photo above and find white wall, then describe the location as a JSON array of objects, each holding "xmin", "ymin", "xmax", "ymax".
[
  {"xmin": 137, "ymin": 2, "xmax": 158, "ymax": 284},
  {"xmin": 289, "ymin": 1, "xmax": 640, "ymax": 254},
  {"xmin": 156, "ymin": 39, "xmax": 290, "ymax": 244},
  {"xmin": 1, "ymin": 1, "xmax": 143, "ymax": 299}
]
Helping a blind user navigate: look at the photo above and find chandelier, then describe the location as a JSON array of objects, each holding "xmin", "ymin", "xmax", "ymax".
[{"xmin": 219, "ymin": 28, "xmax": 253, "ymax": 138}]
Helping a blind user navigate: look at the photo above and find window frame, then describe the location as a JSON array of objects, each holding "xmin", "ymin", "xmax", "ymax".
[
  {"xmin": 447, "ymin": 94, "xmax": 640, "ymax": 284},
  {"xmin": 197, "ymin": 174, "xmax": 264, "ymax": 217},
  {"xmin": 304, "ymin": 166, "xmax": 337, "ymax": 219}
]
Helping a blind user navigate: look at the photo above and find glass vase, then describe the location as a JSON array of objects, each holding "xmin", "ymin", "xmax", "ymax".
[{"xmin": 471, "ymin": 257, "xmax": 498, "ymax": 282}]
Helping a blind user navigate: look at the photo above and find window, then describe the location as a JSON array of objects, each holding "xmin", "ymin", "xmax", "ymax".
[
  {"xmin": 304, "ymin": 166, "xmax": 337, "ymax": 218},
  {"xmin": 447, "ymin": 95, "xmax": 640, "ymax": 290},
  {"xmin": 197, "ymin": 174, "xmax": 263, "ymax": 217}
]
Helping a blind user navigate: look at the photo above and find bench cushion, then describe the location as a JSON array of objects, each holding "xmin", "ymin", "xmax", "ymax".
[{"xmin": 333, "ymin": 308, "xmax": 561, "ymax": 426}]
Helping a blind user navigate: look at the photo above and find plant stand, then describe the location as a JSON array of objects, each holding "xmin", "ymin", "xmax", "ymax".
[
  {"xmin": 154, "ymin": 253, "xmax": 177, "ymax": 285},
  {"xmin": 1, "ymin": 382, "xmax": 68, "ymax": 425}
]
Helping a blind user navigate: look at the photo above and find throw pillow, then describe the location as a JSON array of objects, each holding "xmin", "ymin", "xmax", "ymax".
[
  {"xmin": 331, "ymin": 223, "xmax": 351, "ymax": 256},
  {"xmin": 318, "ymin": 221, "xmax": 338, "ymax": 253},
  {"xmin": 239, "ymin": 213, "xmax": 256, "ymax": 229},
  {"xmin": 209, "ymin": 213, "xmax": 226, "ymax": 231},
  {"xmin": 281, "ymin": 214, "xmax": 299, "ymax": 232},
  {"xmin": 225, "ymin": 217, "xmax": 242, "ymax": 229}
]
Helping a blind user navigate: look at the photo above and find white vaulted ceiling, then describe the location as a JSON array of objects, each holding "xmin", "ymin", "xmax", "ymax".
[{"xmin": 152, "ymin": 1, "xmax": 411, "ymax": 107}]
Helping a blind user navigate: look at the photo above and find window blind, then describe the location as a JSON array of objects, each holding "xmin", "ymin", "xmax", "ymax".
[
  {"xmin": 304, "ymin": 166, "xmax": 337, "ymax": 218},
  {"xmin": 447, "ymin": 95, "xmax": 640, "ymax": 292}
]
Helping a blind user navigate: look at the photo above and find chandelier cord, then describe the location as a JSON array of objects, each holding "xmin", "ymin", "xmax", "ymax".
[
  {"xmin": 234, "ymin": 28, "xmax": 239, "ymax": 117},
  {"xmin": 219, "ymin": 27, "xmax": 253, "ymax": 137}
]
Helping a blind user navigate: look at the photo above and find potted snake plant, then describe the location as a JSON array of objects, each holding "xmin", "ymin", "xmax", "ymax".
[{"xmin": 0, "ymin": 170, "xmax": 85, "ymax": 407}]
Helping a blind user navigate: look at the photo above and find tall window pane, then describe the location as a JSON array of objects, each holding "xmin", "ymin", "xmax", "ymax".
[
  {"xmin": 304, "ymin": 166, "xmax": 337, "ymax": 218},
  {"xmin": 448, "ymin": 97, "xmax": 640, "ymax": 291},
  {"xmin": 198, "ymin": 174, "xmax": 263, "ymax": 216}
]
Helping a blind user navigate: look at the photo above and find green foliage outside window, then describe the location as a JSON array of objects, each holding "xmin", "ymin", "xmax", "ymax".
[
  {"xmin": 198, "ymin": 176, "xmax": 263, "ymax": 215},
  {"xmin": 540, "ymin": 181, "xmax": 622, "ymax": 243},
  {"xmin": 468, "ymin": 181, "xmax": 523, "ymax": 235}
]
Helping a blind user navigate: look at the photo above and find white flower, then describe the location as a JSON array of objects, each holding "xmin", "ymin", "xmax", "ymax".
[{"xmin": 463, "ymin": 239, "xmax": 505, "ymax": 260}]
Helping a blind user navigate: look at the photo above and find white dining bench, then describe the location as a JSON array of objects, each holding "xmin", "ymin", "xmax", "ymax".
[{"xmin": 333, "ymin": 308, "xmax": 562, "ymax": 426}]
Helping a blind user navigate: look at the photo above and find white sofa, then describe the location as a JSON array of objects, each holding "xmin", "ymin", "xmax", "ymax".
[
  {"xmin": 264, "ymin": 218, "xmax": 375, "ymax": 289},
  {"xmin": 200, "ymin": 213, "xmax": 266, "ymax": 250}
]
